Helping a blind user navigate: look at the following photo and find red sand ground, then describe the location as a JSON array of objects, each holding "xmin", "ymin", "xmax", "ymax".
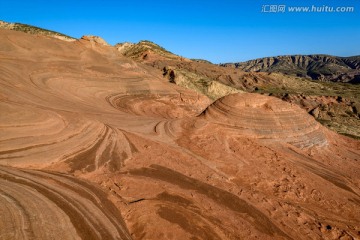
[{"xmin": 0, "ymin": 29, "xmax": 359, "ymax": 239}]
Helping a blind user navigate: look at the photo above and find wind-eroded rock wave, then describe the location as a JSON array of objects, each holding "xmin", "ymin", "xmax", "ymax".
[
  {"xmin": 107, "ymin": 93, "xmax": 208, "ymax": 119},
  {"xmin": 203, "ymin": 93, "xmax": 328, "ymax": 148},
  {"xmin": 0, "ymin": 166, "xmax": 132, "ymax": 240}
]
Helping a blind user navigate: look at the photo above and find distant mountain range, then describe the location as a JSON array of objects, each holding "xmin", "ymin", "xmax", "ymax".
[{"xmin": 221, "ymin": 55, "xmax": 360, "ymax": 83}]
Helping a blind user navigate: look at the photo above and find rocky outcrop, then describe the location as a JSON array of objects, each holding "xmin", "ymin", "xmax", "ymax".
[
  {"xmin": 81, "ymin": 35, "xmax": 110, "ymax": 46},
  {"xmin": 0, "ymin": 20, "xmax": 14, "ymax": 29},
  {"xmin": 115, "ymin": 40, "xmax": 182, "ymax": 61},
  {"xmin": 163, "ymin": 66, "xmax": 241, "ymax": 100},
  {"xmin": 115, "ymin": 42, "xmax": 135, "ymax": 53}
]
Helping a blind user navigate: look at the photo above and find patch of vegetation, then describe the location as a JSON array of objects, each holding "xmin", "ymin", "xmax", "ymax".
[
  {"xmin": 191, "ymin": 59, "xmax": 213, "ymax": 64},
  {"xmin": 257, "ymin": 76, "xmax": 360, "ymax": 102},
  {"xmin": 12, "ymin": 23, "xmax": 75, "ymax": 39},
  {"xmin": 120, "ymin": 40, "xmax": 179, "ymax": 60},
  {"xmin": 138, "ymin": 40, "xmax": 173, "ymax": 54},
  {"xmin": 340, "ymin": 133, "xmax": 360, "ymax": 140}
]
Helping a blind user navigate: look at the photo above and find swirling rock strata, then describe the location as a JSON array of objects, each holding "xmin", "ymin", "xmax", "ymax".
[
  {"xmin": 0, "ymin": 166, "xmax": 132, "ymax": 240},
  {"xmin": 203, "ymin": 93, "xmax": 328, "ymax": 147},
  {"xmin": 1, "ymin": 28, "xmax": 360, "ymax": 240}
]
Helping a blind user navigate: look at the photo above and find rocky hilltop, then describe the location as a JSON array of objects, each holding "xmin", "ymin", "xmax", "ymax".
[
  {"xmin": 81, "ymin": 35, "xmax": 110, "ymax": 46},
  {"xmin": 115, "ymin": 40, "xmax": 182, "ymax": 61},
  {"xmin": 0, "ymin": 20, "xmax": 75, "ymax": 41},
  {"xmin": 222, "ymin": 55, "xmax": 360, "ymax": 83}
]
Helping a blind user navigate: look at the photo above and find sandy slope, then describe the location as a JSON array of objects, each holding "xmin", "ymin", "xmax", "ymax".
[{"xmin": 0, "ymin": 29, "xmax": 359, "ymax": 240}]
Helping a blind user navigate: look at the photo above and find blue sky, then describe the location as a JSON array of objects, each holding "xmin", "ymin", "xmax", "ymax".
[{"xmin": 1, "ymin": 0, "xmax": 359, "ymax": 63}]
